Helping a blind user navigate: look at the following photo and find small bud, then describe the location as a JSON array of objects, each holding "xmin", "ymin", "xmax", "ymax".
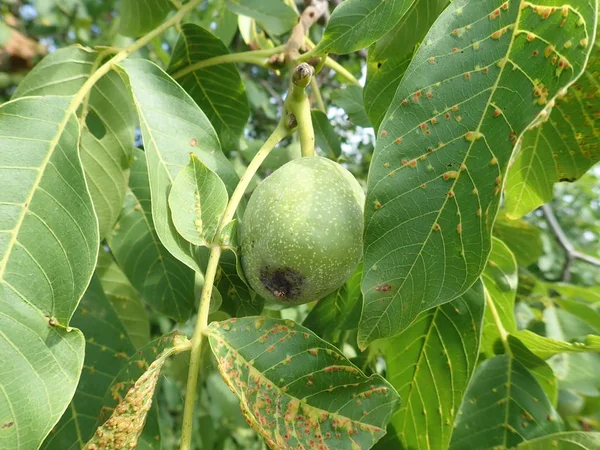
[{"xmin": 292, "ymin": 62, "xmax": 314, "ymax": 88}]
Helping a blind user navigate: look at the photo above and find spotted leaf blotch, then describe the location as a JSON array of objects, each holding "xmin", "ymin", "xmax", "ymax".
[
  {"xmin": 207, "ymin": 317, "xmax": 400, "ymax": 450},
  {"xmin": 360, "ymin": 0, "xmax": 598, "ymax": 347}
]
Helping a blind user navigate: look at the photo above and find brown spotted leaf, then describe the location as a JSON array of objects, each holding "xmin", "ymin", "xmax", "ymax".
[
  {"xmin": 505, "ymin": 35, "xmax": 600, "ymax": 219},
  {"xmin": 83, "ymin": 335, "xmax": 190, "ymax": 450},
  {"xmin": 360, "ymin": 0, "xmax": 598, "ymax": 348},
  {"xmin": 206, "ymin": 317, "xmax": 400, "ymax": 450}
]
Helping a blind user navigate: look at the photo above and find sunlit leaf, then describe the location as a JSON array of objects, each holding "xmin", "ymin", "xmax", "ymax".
[
  {"xmin": 119, "ymin": 0, "xmax": 173, "ymax": 37},
  {"xmin": 117, "ymin": 59, "xmax": 239, "ymax": 273},
  {"xmin": 450, "ymin": 337, "xmax": 563, "ymax": 450},
  {"xmin": 0, "ymin": 92, "xmax": 98, "ymax": 448},
  {"xmin": 317, "ymin": 0, "xmax": 414, "ymax": 55},
  {"xmin": 360, "ymin": 0, "xmax": 597, "ymax": 347},
  {"xmin": 168, "ymin": 24, "xmax": 250, "ymax": 151},
  {"xmin": 505, "ymin": 37, "xmax": 600, "ymax": 219},
  {"xmin": 169, "ymin": 153, "xmax": 229, "ymax": 247},
  {"xmin": 207, "ymin": 317, "xmax": 400, "ymax": 450},
  {"xmin": 12, "ymin": 46, "xmax": 136, "ymax": 239},
  {"xmin": 109, "ymin": 149, "xmax": 195, "ymax": 322},
  {"xmin": 225, "ymin": 0, "xmax": 297, "ymax": 36},
  {"xmin": 482, "ymin": 238, "xmax": 518, "ymax": 355},
  {"xmin": 511, "ymin": 432, "xmax": 600, "ymax": 449},
  {"xmin": 515, "ymin": 330, "xmax": 600, "ymax": 359},
  {"xmin": 381, "ymin": 280, "xmax": 484, "ymax": 450}
]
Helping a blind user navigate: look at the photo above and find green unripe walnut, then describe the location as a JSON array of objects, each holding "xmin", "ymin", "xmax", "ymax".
[{"xmin": 240, "ymin": 156, "xmax": 364, "ymax": 306}]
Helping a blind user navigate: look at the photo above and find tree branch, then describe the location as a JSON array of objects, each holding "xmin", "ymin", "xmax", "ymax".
[
  {"xmin": 541, "ymin": 203, "xmax": 600, "ymax": 281},
  {"xmin": 285, "ymin": 0, "xmax": 328, "ymax": 62}
]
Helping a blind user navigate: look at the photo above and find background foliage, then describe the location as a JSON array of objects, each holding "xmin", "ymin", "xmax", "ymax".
[{"xmin": 1, "ymin": 0, "xmax": 600, "ymax": 449}]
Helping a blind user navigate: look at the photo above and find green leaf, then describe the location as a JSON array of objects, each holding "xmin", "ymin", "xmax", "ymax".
[
  {"xmin": 169, "ymin": 153, "xmax": 229, "ymax": 247},
  {"xmin": 119, "ymin": 0, "xmax": 173, "ymax": 37},
  {"xmin": 364, "ymin": 54, "xmax": 412, "ymax": 132},
  {"xmin": 302, "ymin": 264, "xmax": 363, "ymax": 341},
  {"xmin": 369, "ymin": 0, "xmax": 451, "ymax": 62},
  {"xmin": 381, "ymin": 280, "xmax": 484, "ymax": 450},
  {"xmin": 214, "ymin": 247, "xmax": 264, "ymax": 317},
  {"xmin": 79, "ymin": 70, "xmax": 136, "ymax": 239},
  {"xmin": 554, "ymin": 297, "xmax": 600, "ymax": 332},
  {"xmin": 225, "ymin": 0, "xmax": 297, "ymax": 36},
  {"xmin": 0, "ymin": 302, "xmax": 84, "ymax": 450},
  {"xmin": 332, "ymin": 85, "xmax": 371, "ymax": 128},
  {"xmin": 316, "ymin": 0, "xmax": 414, "ymax": 55},
  {"xmin": 515, "ymin": 330, "xmax": 600, "ymax": 359},
  {"xmin": 359, "ymin": 0, "xmax": 597, "ymax": 347},
  {"xmin": 511, "ymin": 432, "xmax": 600, "ymax": 449},
  {"xmin": 207, "ymin": 317, "xmax": 400, "ymax": 449},
  {"xmin": 548, "ymin": 282, "xmax": 600, "ymax": 304},
  {"xmin": 197, "ymin": 0, "xmax": 239, "ymax": 46},
  {"xmin": 109, "ymin": 149, "xmax": 195, "ymax": 322},
  {"xmin": 12, "ymin": 45, "xmax": 95, "ymax": 98},
  {"xmin": 117, "ymin": 58, "xmax": 239, "ymax": 273},
  {"xmin": 84, "ymin": 336, "xmax": 188, "ymax": 449},
  {"xmin": 0, "ymin": 93, "xmax": 98, "ymax": 448},
  {"xmin": 40, "ymin": 276, "xmax": 138, "ymax": 449},
  {"xmin": 505, "ymin": 37, "xmax": 600, "ymax": 219},
  {"xmin": 96, "ymin": 248, "xmax": 150, "ymax": 349},
  {"xmin": 482, "ymin": 238, "xmax": 518, "ymax": 355},
  {"xmin": 168, "ymin": 24, "xmax": 250, "ymax": 151},
  {"xmin": 450, "ymin": 338, "xmax": 563, "ymax": 450},
  {"xmin": 312, "ymin": 110, "xmax": 342, "ymax": 159},
  {"xmin": 12, "ymin": 46, "xmax": 136, "ymax": 239},
  {"xmin": 493, "ymin": 215, "xmax": 543, "ymax": 266}
]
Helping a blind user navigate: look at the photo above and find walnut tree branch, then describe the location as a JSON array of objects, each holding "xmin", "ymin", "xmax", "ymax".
[{"xmin": 541, "ymin": 203, "xmax": 600, "ymax": 281}]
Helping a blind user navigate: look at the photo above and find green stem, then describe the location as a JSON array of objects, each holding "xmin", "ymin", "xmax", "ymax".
[
  {"xmin": 179, "ymin": 120, "xmax": 290, "ymax": 450},
  {"xmin": 485, "ymin": 291, "xmax": 511, "ymax": 355},
  {"xmin": 324, "ymin": 56, "xmax": 361, "ymax": 86},
  {"xmin": 310, "ymin": 76, "xmax": 325, "ymax": 112},
  {"xmin": 288, "ymin": 63, "xmax": 315, "ymax": 157},
  {"xmin": 171, "ymin": 45, "xmax": 286, "ymax": 80},
  {"xmin": 179, "ymin": 245, "xmax": 221, "ymax": 450}
]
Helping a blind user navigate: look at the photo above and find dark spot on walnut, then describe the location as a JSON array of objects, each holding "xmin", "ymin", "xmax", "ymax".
[{"xmin": 260, "ymin": 266, "xmax": 305, "ymax": 300}]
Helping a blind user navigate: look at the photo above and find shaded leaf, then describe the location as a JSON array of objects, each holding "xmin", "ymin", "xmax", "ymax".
[
  {"xmin": 364, "ymin": 54, "xmax": 412, "ymax": 132},
  {"xmin": 370, "ymin": 0, "xmax": 451, "ymax": 62},
  {"xmin": 84, "ymin": 335, "xmax": 189, "ymax": 449},
  {"xmin": 168, "ymin": 24, "xmax": 250, "ymax": 151},
  {"xmin": 312, "ymin": 109, "xmax": 342, "ymax": 159},
  {"xmin": 0, "ymin": 93, "xmax": 98, "ymax": 448},
  {"xmin": 225, "ymin": 0, "xmax": 297, "ymax": 36},
  {"xmin": 360, "ymin": 0, "xmax": 597, "ymax": 347},
  {"xmin": 117, "ymin": 58, "xmax": 239, "ymax": 272},
  {"xmin": 511, "ymin": 432, "xmax": 600, "ymax": 449},
  {"xmin": 169, "ymin": 153, "xmax": 228, "ymax": 247},
  {"xmin": 207, "ymin": 317, "xmax": 400, "ymax": 450},
  {"xmin": 316, "ymin": 0, "xmax": 413, "ymax": 55},
  {"xmin": 381, "ymin": 280, "xmax": 484, "ymax": 450},
  {"xmin": 109, "ymin": 149, "xmax": 195, "ymax": 322},
  {"xmin": 119, "ymin": 0, "xmax": 173, "ymax": 37},
  {"xmin": 302, "ymin": 264, "xmax": 363, "ymax": 341},
  {"xmin": 505, "ymin": 37, "xmax": 600, "ymax": 219},
  {"xmin": 197, "ymin": 0, "xmax": 239, "ymax": 46},
  {"xmin": 450, "ymin": 337, "xmax": 563, "ymax": 450},
  {"xmin": 332, "ymin": 85, "xmax": 371, "ymax": 128},
  {"xmin": 96, "ymin": 248, "xmax": 150, "ymax": 349},
  {"xmin": 493, "ymin": 215, "xmax": 543, "ymax": 266}
]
